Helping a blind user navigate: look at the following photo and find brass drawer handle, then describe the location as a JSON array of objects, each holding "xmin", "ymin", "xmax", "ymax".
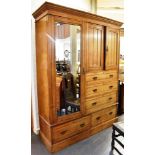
[
  {"xmin": 93, "ymin": 77, "xmax": 98, "ymax": 80},
  {"xmin": 93, "ymin": 89, "xmax": 97, "ymax": 92},
  {"xmin": 60, "ymin": 130, "xmax": 67, "ymax": 135},
  {"xmin": 96, "ymin": 116, "xmax": 101, "ymax": 120},
  {"xmin": 109, "ymin": 86, "xmax": 113, "ymax": 89},
  {"xmin": 109, "ymin": 74, "xmax": 113, "ymax": 78},
  {"xmin": 80, "ymin": 123, "xmax": 85, "ymax": 127},
  {"xmin": 92, "ymin": 102, "xmax": 97, "ymax": 106},
  {"xmin": 109, "ymin": 97, "xmax": 112, "ymax": 100},
  {"xmin": 109, "ymin": 112, "xmax": 113, "ymax": 115}
]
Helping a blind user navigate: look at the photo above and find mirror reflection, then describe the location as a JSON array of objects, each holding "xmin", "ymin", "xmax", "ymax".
[{"xmin": 55, "ymin": 22, "xmax": 81, "ymax": 116}]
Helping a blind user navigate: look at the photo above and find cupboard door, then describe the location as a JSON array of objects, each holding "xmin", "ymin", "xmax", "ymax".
[
  {"xmin": 86, "ymin": 23, "xmax": 104, "ymax": 72},
  {"xmin": 105, "ymin": 28, "xmax": 119, "ymax": 70}
]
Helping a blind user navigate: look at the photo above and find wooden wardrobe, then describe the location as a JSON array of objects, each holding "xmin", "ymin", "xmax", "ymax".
[{"xmin": 32, "ymin": 2, "xmax": 123, "ymax": 152}]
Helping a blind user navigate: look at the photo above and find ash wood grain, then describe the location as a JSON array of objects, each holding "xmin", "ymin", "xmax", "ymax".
[
  {"xmin": 33, "ymin": 2, "xmax": 122, "ymax": 152},
  {"xmin": 91, "ymin": 105, "xmax": 117, "ymax": 127},
  {"xmin": 53, "ymin": 116, "xmax": 91, "ymax": 143},
  {"xmin": 32, "ymin": 2, "xmax": 123, "ymax": 27},
  {"xmin": 86, "ymin": 23, "xmax": 104, "ymax": 72},
  {"xmin": 105, "ymin": 27, "xmax": 120, "ymax": 70}
]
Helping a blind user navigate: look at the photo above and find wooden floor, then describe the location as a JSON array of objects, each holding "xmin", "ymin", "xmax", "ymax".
[{"xmin": 31, "ymin": 115, "xmax": 123, "ymax": 155}]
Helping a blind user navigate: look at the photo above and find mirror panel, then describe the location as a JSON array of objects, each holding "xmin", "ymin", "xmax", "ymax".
[{"xmin": 55, "ymin": 22, "xmax": 81, "ymax": 117}]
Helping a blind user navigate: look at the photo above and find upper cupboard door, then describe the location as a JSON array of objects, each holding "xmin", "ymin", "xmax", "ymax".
[
  {"xmin": 105, "ymin": 28, "xmax": 119, "ymax": 70},
  {"xmin": 86, "ymin": 23, "xmax": 104, "ymax": 72}
]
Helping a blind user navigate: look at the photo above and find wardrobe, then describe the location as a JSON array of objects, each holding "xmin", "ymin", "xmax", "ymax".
[{"xmin": 32, "ymin": 2, "xmax": 123, "ymax": 152}]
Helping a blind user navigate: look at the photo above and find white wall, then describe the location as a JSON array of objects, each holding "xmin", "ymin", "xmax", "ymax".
[
  {"xmin": 31, "ymin": 0, "xmax": 91, "ymax": 13},
  {"xmin": 31, "ymin": 0, "xmax": 91, "ymax": 134},
  {"xmin": 97, "ymin": 0, "xmax": 124, "ymax": 22}
]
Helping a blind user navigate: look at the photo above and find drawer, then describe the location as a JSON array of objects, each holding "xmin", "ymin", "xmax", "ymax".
[
  {"xmin": 85, "ymin": 93, "xmax": 117, "ymax": 110},
  {"xmin": 102, "ymin": 70, "xmax": 117, "ymax": 81},
  {"xmin": 85, "ymin": 85, "xmax": 103, "ymax": 98},
  {"xmin": 53, "ymin": 116, "xmax": 91, "ymax": 143},
  {"xmin": 85, "ymin": 72, "xmax": 104, "ymax": 83},
  {"xmin": 102, "ymin": 81, "xmax": 118, "ymax": 93},
  {"xmin": 85, "ymin": 71, "xmax": 117, "ymax": 85},
  {"xmin": 91, "ymin": 105, "xmax": 117, "ymax": 127}
]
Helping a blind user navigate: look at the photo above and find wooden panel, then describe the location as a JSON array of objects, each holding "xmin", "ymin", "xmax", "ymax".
[
  {"xmin": 105, "ymin": 27, "xmax": 119, "ymax": 70},
  {"xmin": 86, "ymin": 23, "xmax": 104, "ymax": 72},
  {"xmin": 91, "ymin": 105, "xmax": 117, "ymax": 127},
  {"xmin": 36, "ymin": 16, "xmax": 50, "ymax": 122},
  {"xmin": 39, "ymin": 116, "xmax": 51, "ymax": 140},
  {"xmin": 52, "ymin": 116, "xmax": 91, "ymax": 143}
]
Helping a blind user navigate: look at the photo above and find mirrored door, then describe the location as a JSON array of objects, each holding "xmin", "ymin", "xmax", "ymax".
[{"xmin": 55, "ymin": 21, "xmax": 81, "ymax": 117}]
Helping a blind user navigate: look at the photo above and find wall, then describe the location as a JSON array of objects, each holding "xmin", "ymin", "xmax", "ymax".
[
  {"xmin": 97, "ymin": 0, "xmax": 124, "ymax": 22},
  {"xmin": 31, "ymin": 0, "xmax": 91, "ymax": 134},
  {"xmin": 31, "ymin": 0, "xmax": 91, "ymax": 13}
]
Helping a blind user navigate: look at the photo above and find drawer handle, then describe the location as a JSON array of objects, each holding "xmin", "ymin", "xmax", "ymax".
[
  {"xmin": 60, "ymin": 130, "xmax": 67, "ymax": 135},
  {"xmin": 93, "ymin": 77, "xmax": 98, "ymax": 80},
  {"xmin": 109, "ymin": 74, "xmax": 113, "ymax": 78},
  {"xmin": 109, "ymin": 112, "xmax": 113, "ymax": 115},
  {"xmin": 92, "ymin": 102, "xmax": 97, "ymax": 106},
  {"xmin": 80, "ymin": 123, "xmax": 85, "ymax": 127},
  {"xmin": 93, "ymin": 89, "xmax": 97, "ymax": 92},
  {"xmin": 109, "ymin": 86, "xmax": 113, "ymax": 89},
  {"xmin": 109, "ymin": 97, "xmax": 112, "ymax": 100},
  {"xmin": 96, "ymin": 116, "xmax": 101, "ymax": 120}
]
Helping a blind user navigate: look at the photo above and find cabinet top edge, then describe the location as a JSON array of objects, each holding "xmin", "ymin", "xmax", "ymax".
[{"xmin": 32, "ymin": 1, "xmax": 123, "ymax": 27}]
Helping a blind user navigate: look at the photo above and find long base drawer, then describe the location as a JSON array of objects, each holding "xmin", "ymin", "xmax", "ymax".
[{"xmin": 52, "ymin": 116, "xmax": 91, "ymax": 143}]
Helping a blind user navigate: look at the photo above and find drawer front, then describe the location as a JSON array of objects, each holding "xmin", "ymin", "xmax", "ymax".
[
  {"xmin": 91, "ymin": 105, "xmax": 117, "ymax": 127},
  {"xmin": 85, "ymin": 71, "xmax": 117, "ymax": 85},
  {"xmin": 85, "ymin": 72, "xmax": 104, "ymax": 84},
  {"xmin": 85, "ymin": 93, "xmax": 117, "ymax": 110},
  {"xmin": 102, "ymin": 81, "xmax": 118, "ymax": 93},
  {"xmin": 102, "ymin": 70, "xmax": 117, "ymax": 81},
  {"xmin": 85, "ymin": 85, "xmax": 103, "ymax": 98},
  {"xmin": 53, "ymin": 116, "xmax": 91, "ymax": 143}
]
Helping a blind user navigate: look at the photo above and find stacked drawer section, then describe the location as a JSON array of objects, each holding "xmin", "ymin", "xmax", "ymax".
[{"xmin": 85, "ymin": 70, "xmax": 118, "ymax": 114}]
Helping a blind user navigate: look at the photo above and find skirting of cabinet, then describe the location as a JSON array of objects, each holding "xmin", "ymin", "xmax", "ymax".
[{"xmin": 39, "ymin": 131, "xmax": 52, "ymax": 152}]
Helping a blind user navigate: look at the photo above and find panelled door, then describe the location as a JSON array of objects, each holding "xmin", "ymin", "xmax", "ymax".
[
  {"xmin": 105, "ymin": 27, "xmax": 119, "ymax": 70},
  {"xmin": 86, "ymin": 23, "xmax": 104, "ymax": 72}
]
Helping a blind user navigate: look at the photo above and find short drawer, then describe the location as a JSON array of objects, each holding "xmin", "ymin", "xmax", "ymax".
[
  {"xmin": 102, "ymin": 70, "xmax": 117, "ymax": 81},
  {"xmin": 91, "ymin": 105, "xmax": 117, "ymax": 127},
  {"xmin": 85, "ymin": 85, "xmax": 103, "ymax": 98},
  {"xmin": 85, "ymin": 93, "xmax": 117, "ymax": 110},
  {"xmin": 102, "ymin": 81, "xmax": 118, "ymax": 93},
  {"xmin": 85, "ymin": 71, "xmax": 117, "ymax": 85},
  {"xmin": 85, "ymin": 72, "xmax": 104, "ymax": 83},
  {"xmin": 52, "ymin": 116, "xmax": 91, "ymax": 143}
]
